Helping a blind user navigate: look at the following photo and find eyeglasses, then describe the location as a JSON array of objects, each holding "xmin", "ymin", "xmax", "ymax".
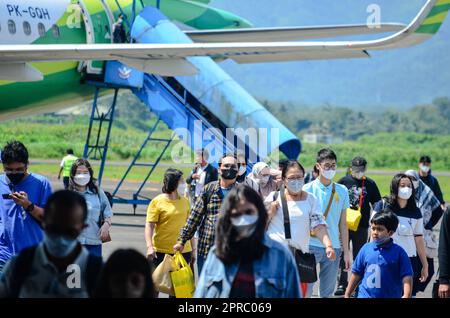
[{"xmin": 320, "ymin": 163, "xmax": 337, "ymax": 171}]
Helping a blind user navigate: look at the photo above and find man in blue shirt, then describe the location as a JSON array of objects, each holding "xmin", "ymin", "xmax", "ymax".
[
  {"xmin": 345, "ymin": 210, "xmax": 413, "ymax": 298},
  {"xmin": 0, "ymin": 141, "xmax": 52, "ymax": 272},
  {"xmin": 303, "ymin": 148, "xmax": 351, "ymax": 298}
]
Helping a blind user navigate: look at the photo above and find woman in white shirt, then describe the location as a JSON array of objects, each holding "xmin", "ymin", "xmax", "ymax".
[
  {"xmin": 372, "ymin": 173, "xmax": 428, "ymax": 297},
  {"xmin": 265, "ymin": 160, "xmax": 335, "ymax": 296}
]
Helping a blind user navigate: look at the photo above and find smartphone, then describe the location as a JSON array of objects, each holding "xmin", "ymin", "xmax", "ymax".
[{"xmin": 2, "ymin": 193, "xmax": 12, "ymax": 199}]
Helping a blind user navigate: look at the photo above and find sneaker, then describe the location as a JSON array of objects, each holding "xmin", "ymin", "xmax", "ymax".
[{"xmin": 334, "ymin": 285, "xmax": 346, "ymax": 296}]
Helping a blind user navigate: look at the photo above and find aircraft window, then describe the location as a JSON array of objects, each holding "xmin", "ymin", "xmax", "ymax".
[
  {"xmin": 8, "ymin": 20, "xmax": 16, "ymax": 34},
  {"xmin": 38, "ymin": 23, "xmax": 46, "ymax": 37},
  {"xmin": 23, "ymin": 21, "xmax": 31, "ymax": 36},
  {"xmin": 52, "ymin": 25, "xmax": 60, "ymax": 38}
]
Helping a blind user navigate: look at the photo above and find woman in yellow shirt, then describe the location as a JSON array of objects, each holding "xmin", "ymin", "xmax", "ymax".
[{"xmin": 145, "ymin": 169, "xmax": 196, "ymax": 270}]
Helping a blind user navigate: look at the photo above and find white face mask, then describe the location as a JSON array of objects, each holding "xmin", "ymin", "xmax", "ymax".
[
  {"xmin": 322, "ymin": 168, "xmax": 337, "ymax": 180},
  {"xmin": 74, "ymin": 173, "xmax": 90, "ymax": 186},
  {"xmin": 353, "ymin": 172, "xmax": 365, "ymax": 180},
  {"xmin": 178, "ymin": 182, "xmax": 187, "ymax": 194},
  {"xmin": 231, "ymin": 214, "xmax": 258, "ymax": 227},
  {"xmin": 420, "ymin": 165, "xmax": 430, "ymax": 173},
  {"xmin": 398, "ymin": 187, "xmax": 412, "ymax": 200},
  {"xmin": 257, "ymin": 176, "xmax": 270, "ymax": 186},
  {"xmin": 287, "ymin": 179, "xmax": 304, "ymax": 194},
  {"xmin": 231, "ymin": 214, "xmax": 258, "ymax": 239},
  {"xmin": 238, "ymin": 166, "xmax": 246, "ymax": 176}
]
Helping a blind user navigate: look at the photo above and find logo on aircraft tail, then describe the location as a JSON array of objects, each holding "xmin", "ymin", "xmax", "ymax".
[{"xmin": 118, "ymin": 66, "xmax": 132, "ymax": 79}]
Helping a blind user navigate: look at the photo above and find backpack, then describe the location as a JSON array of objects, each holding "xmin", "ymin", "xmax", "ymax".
[
  {"xmin": 9, "ymin": 246, "xmax": 103, "ymax": 298},
  {"xmin": 104, "ymin": 191, "xmax": 114, "ymax": 208}
]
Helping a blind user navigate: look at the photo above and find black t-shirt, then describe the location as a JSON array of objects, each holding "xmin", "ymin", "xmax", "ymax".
[{"xmin": 338, "ymin": 175, "xmax": 382, "ymax": 229}]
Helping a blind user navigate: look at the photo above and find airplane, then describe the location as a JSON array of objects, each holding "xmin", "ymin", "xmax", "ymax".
[{"xmin": 1, "ymin": 0, "xmax": 448, "ymax": 121}]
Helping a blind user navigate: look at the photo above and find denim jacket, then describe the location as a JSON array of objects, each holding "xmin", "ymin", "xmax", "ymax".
[{"xmin": 194, "ymin": 235, "xmax": 301, "ymax": 298}]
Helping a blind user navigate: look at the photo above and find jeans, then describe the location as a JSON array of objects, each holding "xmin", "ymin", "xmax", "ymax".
[
  {"xmin": 306, "ymin": 246, "xmax": 342, "ymax": 298},
  {"xmin": 63, "ymin": 177, "xmax": 70, "ymax": 189},
  {"xmin": 197, "ymin": 255, "xmax": 206, "ymax": 277},
  {"xmin": 83, "ymin": 244, "xmax": 102, "ymax": 258},
  {"xmin": 337, "ymin": 227, "xmax": 369, "ymax": 288}
]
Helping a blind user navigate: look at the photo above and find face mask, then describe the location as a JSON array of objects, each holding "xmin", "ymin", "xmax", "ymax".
[
  {"xmin": 353, "ymin": 172, "xmax": 365, "ymax": 180},
  {"xmin": 257, "ymin": 176, "xmax": 270, "ymax": 186},
  {"xmin": 412, "ymin": 180, "xmax": 419, "ymax": 189},
  {"xmin": 221, "ymin": 168, "xmax": 238, "ymax": 180},
  {"xmin": 420, "ymin": 165, "xmax": 430, "ymax": 173},
  {"xmin": 238, "ymin": 166, "xmax": 246, "ymax": 176},
  {"xmin": 178, "ymin": 182, "xmax": 187, "ymax": 194},
  {"xmin": 231, "ymin": 214, "xmax": 258, "ymax": 239},
  {"xmin": 287, "ymin": 179, "xmax": 304, "ymax": 194},
  {"xmin": 398, "ymin": 187, "xmax": 412, "ymax": 200},
  {"xmin": 322, "ymin": 168, "xmax": 336, "ymax": 180},
  {"xmin": 44, "ymin": 233, "xmax": 78, "ymax": 258},
  {"xmin": 374, "ymin": 236, "xmax": 391, "ymax": 246},
  {"xmin": 7, "ymin": 173, "xmax": 25, "ymax": 185},
  {"xmin": 74, "ymin": 173, "xmax": 90, "ymax": 186}
]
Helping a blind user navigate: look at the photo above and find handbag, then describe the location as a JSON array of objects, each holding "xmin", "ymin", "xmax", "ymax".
[
  {"xmin": 279, "ymin": 184, "xmax": 318, "ymax": 283},
  {"xmin": 152, "ymin": 254, "xmax": 176, "ymax": 296},
  {"xmin": 346, "ymin": 177, "xmax": 364, "ymax": 232},
  {"xmin": 170, "ymin": 252, "xmax": 195, "ymax": 298}
]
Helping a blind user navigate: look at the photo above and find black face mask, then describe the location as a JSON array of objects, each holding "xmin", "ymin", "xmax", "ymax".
[
  {"xmin": 221, "ymin": 168, "xmax": 238, "ymax": 180},
  {"xmin": 7, "ymin": 173, "xmax": 25, "ymax": 185}
]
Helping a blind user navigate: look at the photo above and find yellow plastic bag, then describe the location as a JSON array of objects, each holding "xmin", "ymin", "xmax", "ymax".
[
  {"xmin": 346, "ymin": 208, "xmax": 362, "ymax": 232},
  {"xmin": 170, "ymin": 252, "xmax": 195, "ymax": 298},
  {"xmin": 152, "ymin": 254, "xmax": 176, "ymax": 296}
]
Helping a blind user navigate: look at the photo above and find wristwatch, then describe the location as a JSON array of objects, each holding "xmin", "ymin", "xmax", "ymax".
[{"xmin": 25, "ymin": 202, "xmax": 35, "ymax": 212}]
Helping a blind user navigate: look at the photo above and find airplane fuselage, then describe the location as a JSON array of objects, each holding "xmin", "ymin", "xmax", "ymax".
[{"xmin": 0, "ymin": 0, "xmax": 250, "ymax": 120}]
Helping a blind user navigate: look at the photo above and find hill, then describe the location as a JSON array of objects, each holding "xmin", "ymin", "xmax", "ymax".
[{"xmin": 210, "ymin": 0, "xmax": 450, "ymax": 108}]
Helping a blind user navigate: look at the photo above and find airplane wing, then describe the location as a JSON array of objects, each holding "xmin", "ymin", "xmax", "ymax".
[
  {"xmin": 184, "ymin": 23, "xmax": 407, "ymax": 42},
  {"xmin": 0, "ymin": 0, "xmax": 447, "ymax": 72}
]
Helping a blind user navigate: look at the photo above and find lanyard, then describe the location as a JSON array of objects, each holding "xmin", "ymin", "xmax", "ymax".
[{"xmin": 358, "ymin": 177, "xmax": 365, "ymax": 211}]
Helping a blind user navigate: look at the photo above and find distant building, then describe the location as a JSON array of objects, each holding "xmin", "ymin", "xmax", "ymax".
[{"xmin": 303, "ymin": 133, "xmax": 343, "ymax": 144}]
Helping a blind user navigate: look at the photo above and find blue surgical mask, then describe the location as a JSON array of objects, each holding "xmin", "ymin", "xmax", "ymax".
[
  {"xmin": 375, "ymin": 236, "xmax": 391, "ymax": 246},
  {"xmin": 44, "ymin": 233, "xmax": 78, "ymax": 258},
  {"xmin": 287, "ymin": 179, "xmax": 304, "ymax": 194}
]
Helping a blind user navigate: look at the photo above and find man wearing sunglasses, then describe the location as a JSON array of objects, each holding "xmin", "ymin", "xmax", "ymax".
[
  {"xmin": 0, "ymin": 141, "xmax": 52, "ymax": 273},
  {"xmin": 175, "ymin": 153, "xmax": 240, "ymax": 275}
]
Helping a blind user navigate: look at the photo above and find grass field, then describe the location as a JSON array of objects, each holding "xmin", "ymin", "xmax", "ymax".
[{"xmin": 29, "ymin": 163, "xmax": 450, "ymax": 202}]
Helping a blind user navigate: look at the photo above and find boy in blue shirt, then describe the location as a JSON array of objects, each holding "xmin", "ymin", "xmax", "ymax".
[{"xmin": 345, "ymin": 210, "xmax": 413, "ymax": 298}]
